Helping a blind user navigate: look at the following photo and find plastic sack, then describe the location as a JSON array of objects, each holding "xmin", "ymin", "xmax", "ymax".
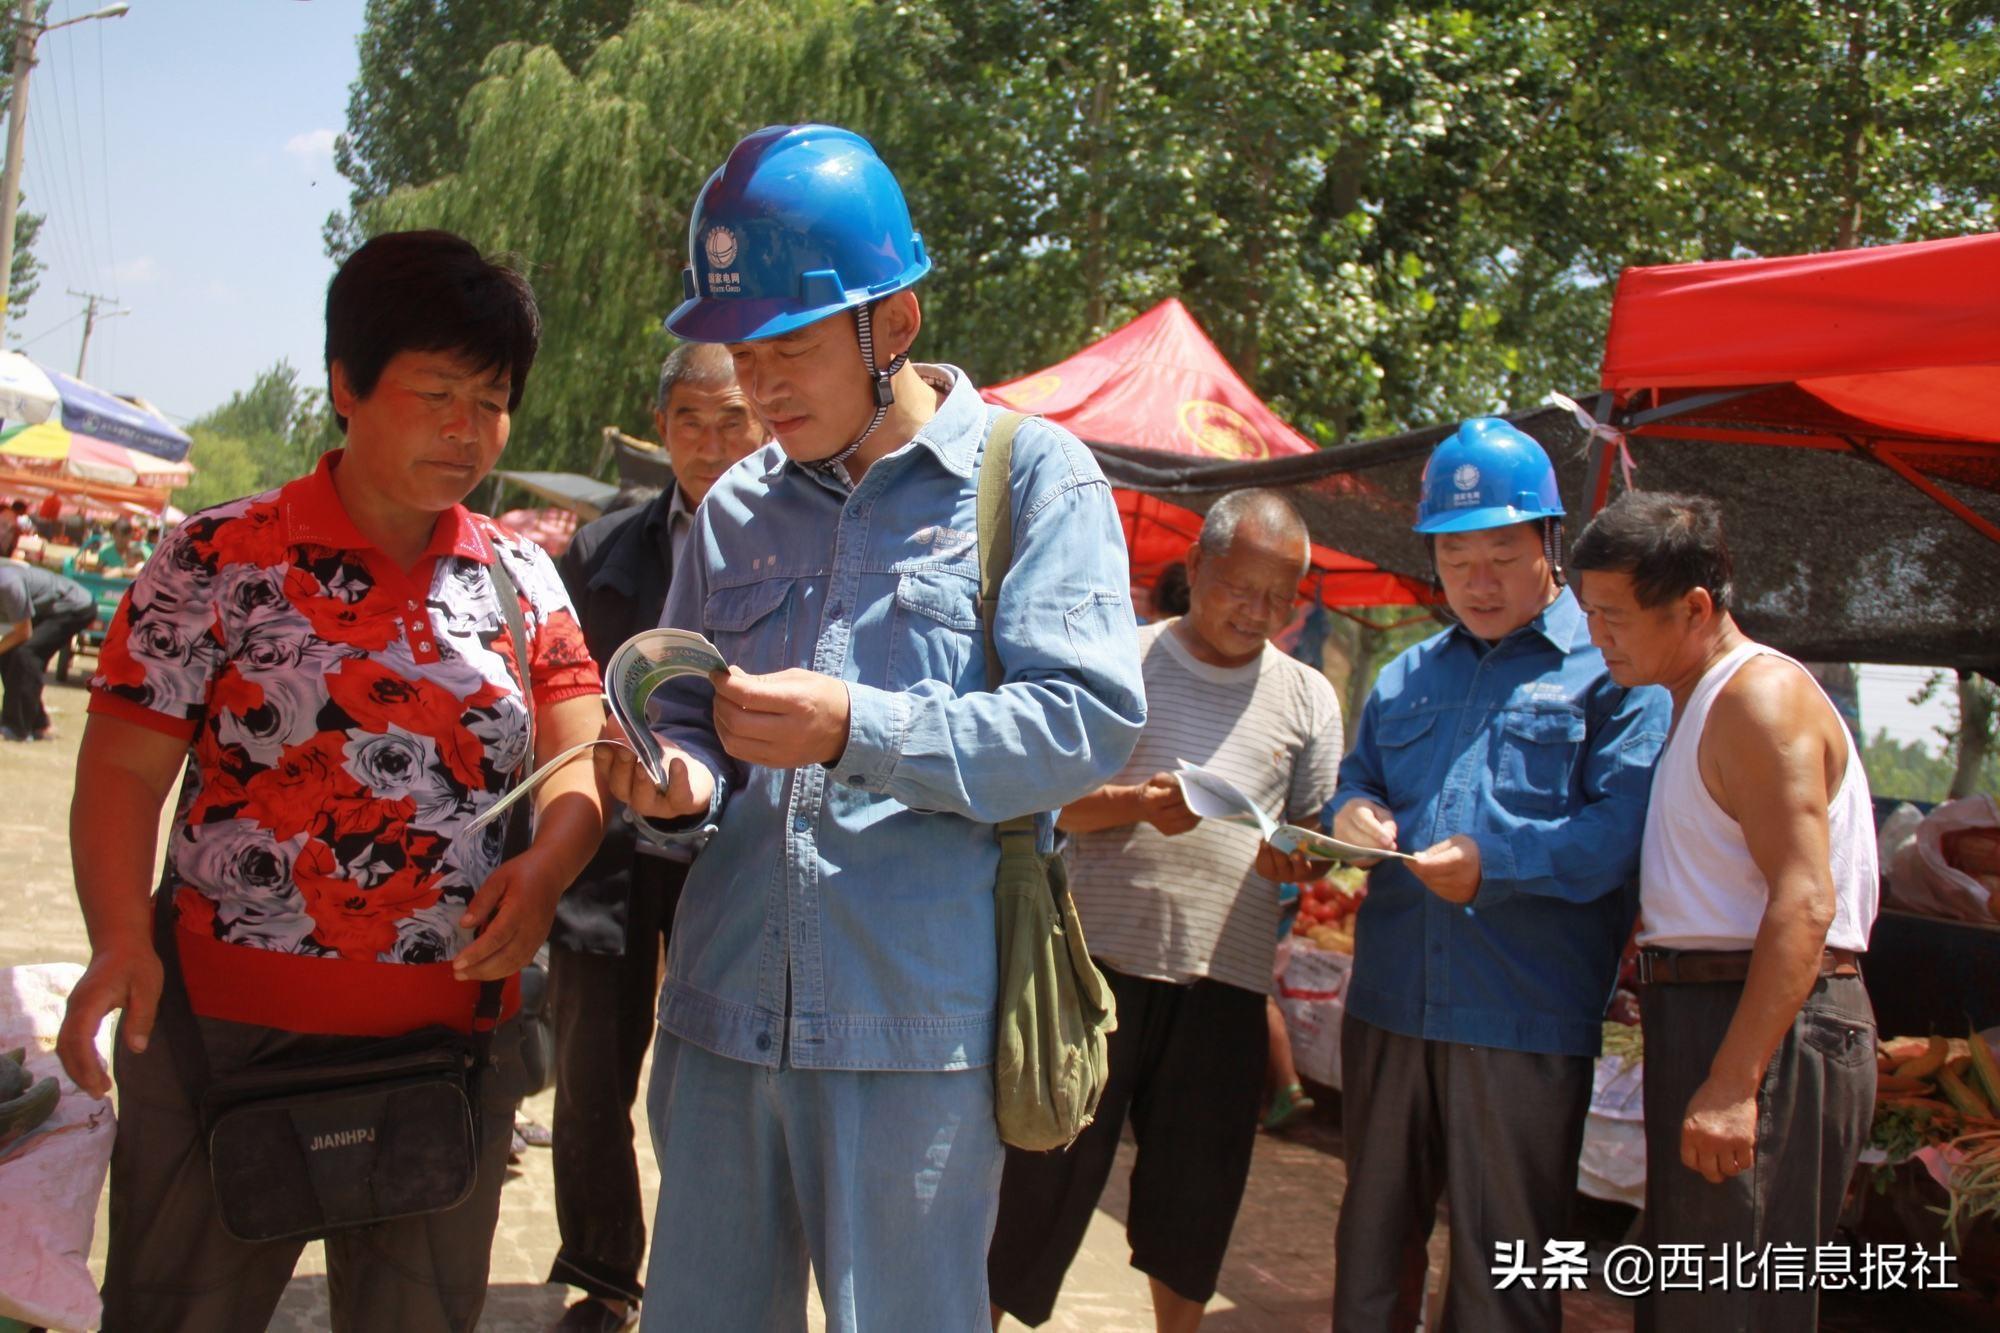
[
  {"xmin": 0, "ymin": 963, "xmax": 116, "ymax": 1333},
  {"xmin": 1887, "ymin": 793, "xmax": 2000, "ymax": 924}
]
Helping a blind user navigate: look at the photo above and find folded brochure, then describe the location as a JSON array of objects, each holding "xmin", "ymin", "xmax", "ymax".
[
  {"xmin": 1171, "ymin": 758, "xmax": 1414, "ymax": 863},
  {"xmin": 464, "ymin": 628, "xmax": 727, "ymax": 835}
]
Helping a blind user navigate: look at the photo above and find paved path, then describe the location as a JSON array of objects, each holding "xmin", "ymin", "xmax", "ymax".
[{"xmin": 8, "ymin": 673, "xmax": 1992, "ymax": 1330}]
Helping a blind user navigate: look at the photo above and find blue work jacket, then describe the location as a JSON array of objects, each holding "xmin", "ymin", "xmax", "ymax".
[
  {"xmin": 1330, "ymin": 588, "xmax": 1669, "ymax": 1057},
  {"xmin": 648, "ymin": 367, "xmax": 1146, "ymax": 1071}
]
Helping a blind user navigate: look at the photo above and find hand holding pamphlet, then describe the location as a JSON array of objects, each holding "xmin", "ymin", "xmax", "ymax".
[
  {"xmin": 465, "ymin": 628, "xmax": 727, "ymax": 835},
  {"xmin": 1170, "ymin": 758, "xmax": 1414, "ymax": 864}
]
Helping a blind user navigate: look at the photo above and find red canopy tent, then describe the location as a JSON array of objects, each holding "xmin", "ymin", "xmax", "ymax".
[
  {"xmin": 1596, "ymin": 231, "xmax": 2000, "ymax": 546},
  {"xmin": 982, "ymin": 298, "xmax": 1428, "ymax": 605}
]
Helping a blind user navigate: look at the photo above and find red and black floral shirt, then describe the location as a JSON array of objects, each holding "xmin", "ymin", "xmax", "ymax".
[{"xmin": 89, "ymin": 452, "xmax": 600, "ymax": 1034}]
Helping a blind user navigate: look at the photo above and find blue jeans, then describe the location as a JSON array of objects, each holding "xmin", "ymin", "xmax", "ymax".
[{"xmin": 642, "ymin": 1030, "xmax": 1004, "ymax": 1332}]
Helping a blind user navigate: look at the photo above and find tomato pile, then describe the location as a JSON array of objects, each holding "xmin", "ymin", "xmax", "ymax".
[{"xmin": 1291, "ymin": 866, "xmax": 1368, "ymax": 954}]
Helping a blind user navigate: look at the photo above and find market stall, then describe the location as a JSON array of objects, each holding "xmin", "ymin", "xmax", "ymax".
[{"xmin": 980, "ymin": 298, "xmax": 1431, "ymax": 606}]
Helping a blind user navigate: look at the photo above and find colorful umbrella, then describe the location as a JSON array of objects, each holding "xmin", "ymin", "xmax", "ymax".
[
  {"xmin": 0, "ymin": 350, "xmax": 59, "ymax": 424},
  {"xmin": 0, "ymin": 419, "xmax": 194, "ymax": 488},
  {"xmin": 0, "ymin": 351, "xmax": 190, "ymax": 461}
]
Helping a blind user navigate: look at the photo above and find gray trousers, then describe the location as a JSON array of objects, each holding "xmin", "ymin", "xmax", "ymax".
[
  {"xmin": 1333, "ymin": 1016, "xmax": 1594, "ymax": 1333},
  {"xmin": 101, "ymin": 1010, "xmax": 527, "ymax": 1333},
  {"xmin": 1637, "ymin": 973, "xmax": 1875, "ymax": 1333}
]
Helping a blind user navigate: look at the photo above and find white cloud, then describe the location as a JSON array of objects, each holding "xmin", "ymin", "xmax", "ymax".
[
  {"xmin": 114, "ymin": 255, "xmax": 158, "ymax": 284},
  {"xmin": 283, "ymin": 128, "xmax": 338, "ymax": 163}
]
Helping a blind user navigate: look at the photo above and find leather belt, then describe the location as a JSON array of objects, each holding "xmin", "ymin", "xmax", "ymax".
[{"xmin": 1635, "ymin": 947, "xmax": 1862, "ymax": 986}]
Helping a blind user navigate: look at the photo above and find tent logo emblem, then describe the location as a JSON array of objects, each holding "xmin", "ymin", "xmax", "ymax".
[
  {"xmin": 1453, "ymin": 463, "xmax": 1481, "ymax": 491},
  {"xmin": 1179, "ymin": 400, "xmax": 1268, "ymax": 460},
  {"xmin": 1001, "ymin": 374, "xmax": 1063, "ymax": 408}
]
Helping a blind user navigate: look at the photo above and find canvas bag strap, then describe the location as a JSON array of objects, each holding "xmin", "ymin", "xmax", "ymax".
[
  {"xmin": 486, "ymin": 552, "xmax": 536, "ymax": 798},
  {"xmin": 975, "ymin": 412, "xmax": 1036, "ymax": 841}
]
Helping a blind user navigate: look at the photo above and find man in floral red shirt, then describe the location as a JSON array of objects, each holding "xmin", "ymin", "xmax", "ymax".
[{"xmin": 57, "ymin": 230, "xmax": 606, "ymax": 1331}]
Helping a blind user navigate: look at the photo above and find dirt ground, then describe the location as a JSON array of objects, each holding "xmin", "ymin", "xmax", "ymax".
[{"xmin": 5, "ymin": 670, "xmax": 1994, "ymax": 1330}]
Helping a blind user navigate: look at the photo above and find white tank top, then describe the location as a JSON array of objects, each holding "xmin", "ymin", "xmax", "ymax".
[{"xmin": 1638, "ymin": 642, "xmax": 1878, "ymax": 952}]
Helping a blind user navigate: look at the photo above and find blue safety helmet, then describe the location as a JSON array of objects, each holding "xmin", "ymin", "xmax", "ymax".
[
  {"xmin": 665, "ymin": 124, "xmax": 932, "ymax": 345},
  {"xmin": 1412, "ymin": 417, "xmax": 1565, "ymax": 535}
]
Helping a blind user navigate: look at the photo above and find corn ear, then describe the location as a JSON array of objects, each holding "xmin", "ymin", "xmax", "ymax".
[
  {"xmin": 1938, "ymin": 1066, "xmax": 1994, "ymax": 1120},
  {"xmin": 1967, "ymin": 1026, "xmax": 2000, "ymax": 1112}
]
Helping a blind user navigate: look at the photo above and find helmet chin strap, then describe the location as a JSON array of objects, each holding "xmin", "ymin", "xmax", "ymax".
[
  {"xmin": 1544, "ymin": 517, "xmax": 1568, "ymax": 588},
  {"xmin": 815, "ymin": 301, "xmax": 909, "ymax": 486}
]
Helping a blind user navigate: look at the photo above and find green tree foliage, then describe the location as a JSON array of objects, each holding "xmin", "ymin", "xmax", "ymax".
[
  {"xmin": 1860, "ymin": 670, "xmax": 2000, "ymax": 803},
  {"xmin": 327, "ymin": 0, "xmax": 636, "ymax": 257},
  {"xmin": 337, "ymin": 1, "xmax": 2000, "ymax": 459},
  {"xmin": 1862, "ymin": 730, "xmax": 2000, "ymax": 803},
  {"xmin": 360, "ymin": 0, "xmax": 866, "ymax": 471},
  {"xmin": 179, "ymin": 361, "xmax": 332, "ymax": 512},
  {"xmin": 10, "ymin": 200, "xmax": 42, "ymax": 317}
]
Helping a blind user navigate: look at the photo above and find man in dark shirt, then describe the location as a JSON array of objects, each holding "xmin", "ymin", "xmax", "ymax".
[
  {"xmin": 0, "ymin": 525, "xmax": 96, "ymax": 740},
  {"xmin": 544, "ymin": 343, "xmax": 766, "ymax": 1332}
]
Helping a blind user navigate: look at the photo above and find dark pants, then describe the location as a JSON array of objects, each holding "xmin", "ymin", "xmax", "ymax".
[
  {"xmin": 0, "ymin": 603, "xmax": 93, "ymax": 735},
  {"xmin": 546, "ymin": 855, "xmax": 687, "ymax": 1304},
  {"xmin": 988, "ymin": 968, "xmax": 1268, "ymax": 1326},
  {"xmin": 101, "ymin": 1010, "xmax": 528, "ymax": 1333},
  {"xmin": 1637, "ymin": 974, "xmax": 1875, "ymax": 1333},
  {"xmin": 1333, "ymin": 1016, "xmax": 1594, "ymax": 1333}
]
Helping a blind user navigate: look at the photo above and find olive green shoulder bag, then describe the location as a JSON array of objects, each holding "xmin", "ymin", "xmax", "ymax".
[{"xmin": 977, "ymin": 410, "xmax": 1118, "ymax": 1152}]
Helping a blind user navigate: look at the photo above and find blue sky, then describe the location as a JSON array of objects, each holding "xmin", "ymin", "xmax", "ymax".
[
  {"xmin": 5, "ymin": 0, "xmax": 363, "ymax": 425},
  {"xmin": 0, "ymin": 1, "xmax": 1965, "ymax": 754}
]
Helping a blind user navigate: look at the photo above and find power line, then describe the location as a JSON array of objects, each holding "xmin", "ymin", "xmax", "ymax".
[
  {"xmin": 15, "ymin": 304, "xmax": 83, "ymax": 346},
  {"xmin": 58, "ymin": 4, "xmax": 102, "ymax": 288},
  {"xmin": 21, "ymin": 112, "xmax": 76, "ymax": 279},
  {"xmin": 64, "ymin": 285, "xmax": 126, "ymax": 377},
  {"xmin": 92, "ymin": 18, "xmax": 112, "ymax": 298}
]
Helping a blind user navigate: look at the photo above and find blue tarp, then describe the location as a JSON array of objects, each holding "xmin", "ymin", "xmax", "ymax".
[{"xmin": 49, "ymin": 368, "xmax": 191, "ymax": 462}]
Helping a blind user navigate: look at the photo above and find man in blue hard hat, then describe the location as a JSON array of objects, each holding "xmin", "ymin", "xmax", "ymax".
[
  {"xmin": 598, "ymin": 124, "xmax": 1146, "ymax": 1331},
  {"xmin": 1325, "ymin": 419, "xmax": 1670, "ymax": 1331}
]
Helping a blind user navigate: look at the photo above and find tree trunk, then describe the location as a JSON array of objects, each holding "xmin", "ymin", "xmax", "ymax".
[
  {"xmin": 1806, "ymin": 662, "xmax": 1863, "ymax": 748},
  {"xmin": 1834, "ymin": 8, "xmax": 1870, "ymax": 249},
  {"xmin": 1949, "ymin": 670, "xmax": 1995, "ymax": 798},
  {"xmin": 1082, "ymin": 76, "xmax": 1112, "ymax": 335}
]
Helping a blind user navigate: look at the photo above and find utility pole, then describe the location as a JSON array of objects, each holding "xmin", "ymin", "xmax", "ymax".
[
  {"xmin": 67, "ymin": 286, "xmax": 125, "ymax": 377},
  {"xmin": 0, "ymin": 0, "xmax": 38, "ymax": 331},
  {"xmin": 0, "ymin": 2, "xmax": 132, "ymax": 331}
]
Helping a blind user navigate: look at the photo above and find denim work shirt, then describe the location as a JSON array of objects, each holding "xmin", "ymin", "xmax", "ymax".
[
  {"xmin": 1331, "ymin": 588, "xmax": 1669, "ymax": 1058},
  {"xmin": 648, "ymin": 366, "xmax": 1146, "ymax": 1072}
]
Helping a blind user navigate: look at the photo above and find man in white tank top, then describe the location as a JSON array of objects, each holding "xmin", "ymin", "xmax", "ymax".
[{"xmin": 1573, "ymin": 492, "xmax": 1878, "ymax": 1333}]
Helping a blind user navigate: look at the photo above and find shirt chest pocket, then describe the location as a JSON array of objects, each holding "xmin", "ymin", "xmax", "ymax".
[
  {"xmin": 1375, "ymin": 709, "xmax": 1439, "ymax": 797},
  {"xmin": 890, "ymin": 567, "xmax": 981, "ymax": 690},
  {"xmin": 1493, "ymin": 707, "xmax": 1586, "ymax": 816},
  {"xmin": 704, "ymin": 577, "xmax": 794, "ymax": 675}
]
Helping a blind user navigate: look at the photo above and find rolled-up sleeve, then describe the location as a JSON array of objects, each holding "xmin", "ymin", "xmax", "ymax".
[
  {"xmin": 1470, "ymin": 682, "xmax": 1670, "ymax": 907},
  {"xmin": 830, "ymin": 469, "xmax": 1146, "ymax": 823}
]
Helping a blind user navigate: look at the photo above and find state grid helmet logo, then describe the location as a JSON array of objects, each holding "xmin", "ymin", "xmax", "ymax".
[
  {"xmin": 1453, "ymin": 463, "xmax": 1481, "ymax": 491},
  {"xmin": 704, "ymin": 226, "xmax": 740, "ymax": 270}
]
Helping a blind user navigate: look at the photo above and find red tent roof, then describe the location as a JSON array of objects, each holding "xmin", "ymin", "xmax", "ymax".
[
  {"xmin": 1599, "ymin": 232, "xmax": 2000, "ymax": 543},
  {"xmin": 982, "ymin": 299, "xmax": 1427, "ymax": 605},
  {"xmin": 986, "ymin": 298, "xmax": 1319, "ymax": 460}
]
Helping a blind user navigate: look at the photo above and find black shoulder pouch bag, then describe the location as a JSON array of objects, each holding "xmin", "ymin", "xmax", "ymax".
[{"xmin": 154, "ymin": 886, "xmax": 501, "ymax": 1243}]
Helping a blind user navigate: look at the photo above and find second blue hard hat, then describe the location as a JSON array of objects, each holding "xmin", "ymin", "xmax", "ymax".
[
  {"xmin": 1413, "ymin": 417, "xmax": 1565, "ymax": 534},
  {"xmin": 665, "ymin": 124, "xmax": 931, "ymax": 344}
]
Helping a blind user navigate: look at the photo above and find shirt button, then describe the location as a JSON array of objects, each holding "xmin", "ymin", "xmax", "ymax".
[
  {"xmin": 755, "ymin": 1033, "xmax": 771, "ymax": 1052},
  {"xmin": 793, "ymin": 815, "xmax": 810, "ymax": 832},
  {"xmin": 847, "ymin": 775, "xmax": 865, "ymax": 787},
  {"xmin": 827, "ymin": 603, "xmax": 843, "ymax": 619}
]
